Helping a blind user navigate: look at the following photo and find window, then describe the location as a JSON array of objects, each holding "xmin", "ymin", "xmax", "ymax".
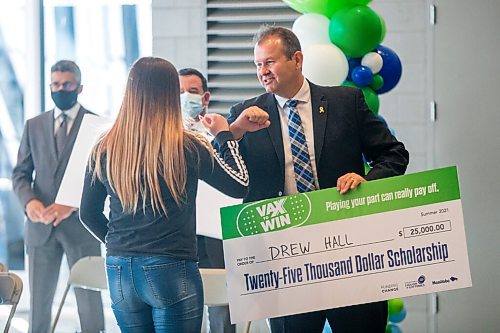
[{"xmin": 43, "ymin": 0, "xmax": 152, "ymax": 118}]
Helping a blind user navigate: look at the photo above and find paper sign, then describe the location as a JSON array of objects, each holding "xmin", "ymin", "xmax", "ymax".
[
  {"xmin": 197, "ymin": 181, "xmax": 240, "ymax": 239},
  {"xmin": 220, "ymin": 167, "xmax": 472, "ymax": 324},
  {"xmin": 56, "ymin": 114, "xmax": 112, "ymax": 207}
]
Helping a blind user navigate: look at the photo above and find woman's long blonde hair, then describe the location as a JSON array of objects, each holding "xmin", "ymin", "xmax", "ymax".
[{"xmin": 91, "ymin": 57, "xmax": 205, "ymax": 215}]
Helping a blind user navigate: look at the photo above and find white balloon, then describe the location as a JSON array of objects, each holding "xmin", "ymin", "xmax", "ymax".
[
  {"xmin": 302, "ymin": 43, "xmax": 348, "ymax": 86},
  {"xmin": 292, "ymin": 14, "xmax": 331, "ymax": 47},
  {"xmin": 361, "ymin": 52, "xmax": 383, "ymax": 74}
]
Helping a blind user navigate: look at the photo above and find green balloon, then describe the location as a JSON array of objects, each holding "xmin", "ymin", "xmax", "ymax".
[
  {"xmin": 329, "ymin": 5, "xmax": 383, "ymax": 57},
  {"xmin": 342, "ymin": 81, "xmax": 379, "ymax": 114},
  {"xmin": 283, "ymin": 0, "xmax": 330, "ymax": 16},
  {"xmin": 342, "ymin": 80, "xmax": 356, "ymax": 88},
  {"xmin": 361, "ymin": 86, "xmax": 379, "ymax": 114},
  {"xmin": 379, "ymin": 15, "xmax": 387, "ymax": 42},
  {"xmin": 283, "ymin": 0, "xmax": 372, "ymax": 18},
  {"xmin": 388, "ymin": 298, "xmax": 405, "ymax": 315},
  {"xmin": 364, "ymin": 162, "xmax": 372, "ymax": 175},
  {"xmin": 370, "ymin": 74, "xmax": 384, "ymax": 90}
]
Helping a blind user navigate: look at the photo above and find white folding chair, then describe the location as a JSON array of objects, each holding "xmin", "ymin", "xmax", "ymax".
[
  {"xmin": 200, "ymin": 268, "xmax": 253, "ymax": 333},
  {"xmin": 0, "ymin": 272, "xmax": 23, "ymax": 333},
  {"xmin": 50, "ymin": 256, "xmax": 107, "ymax": 333}
]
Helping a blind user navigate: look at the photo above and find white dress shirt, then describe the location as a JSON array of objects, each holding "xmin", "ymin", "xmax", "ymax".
[
  {"xmin": 274, "ymin": 79, "xmax": 320, "ymax": 195},
  {"xmin": 53, "ymin": 102, "xmax": 80, "ymax": 135}
]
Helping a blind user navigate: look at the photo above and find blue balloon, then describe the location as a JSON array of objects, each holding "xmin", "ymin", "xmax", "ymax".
[
  {"xmin": 375, "ymin": 45, "xmax": 402, "ymax": 94},
  {"xmin": 351, "ymin": 66, "xmax": 374, "ymax": 87},
  {"xmin": 376, "ymin": 114, "xmax": 388, "ymax": 127},
  {"xmin": 322, "ymin": 319, "xmax": 332, "ymax": 333},
  {"xmin": 375, "ymin": 115, "xmax": 397, "ymax": 136},
  {"xmin": 347, "ymin": 57, "xmax": 361, "ymax": 80},
  {"xmin": 362, "ymin": 153, "xmax": 372, "ymax": 165},
  {"xmin": 387, "ymin": 324, "xmax": 403, "ymax": 333},
  {"xmin": 389, "ymin": 308, "xmax": 407, "ymax": 323}
]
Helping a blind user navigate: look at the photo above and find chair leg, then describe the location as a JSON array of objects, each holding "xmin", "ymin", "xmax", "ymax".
[
  {"xmin": 3, "ymin": 303, "xmax": 17, "ymax": 333},
  {"xmin": 50, "ymin": 284, "xmax": 71, "ymax": 333},
  {"xmin": 243, "ymin": 321, "xmax": 252, "ymax": 333}
]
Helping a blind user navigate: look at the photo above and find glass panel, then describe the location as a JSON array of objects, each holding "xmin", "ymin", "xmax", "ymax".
[
  {"xmin": 43, "ymin": 0, "xmax": 152, "ymax": 118},
  {"xmin": 0, "ymin": 1, "xmax": 27, "ymax": 270}
]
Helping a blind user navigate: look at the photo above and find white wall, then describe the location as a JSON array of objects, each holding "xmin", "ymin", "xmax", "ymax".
[{"xmin": 152, "ymin": 0, "xmax": 207, "ymax": 73}]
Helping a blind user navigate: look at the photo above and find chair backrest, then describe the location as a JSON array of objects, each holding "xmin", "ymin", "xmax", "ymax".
[
  {"xmin": 51, "ymin": 256, "xmax": 107, "ymax": 333},
  {"xmin": 0, "ymin": 272, "xmax": 22, "ymax": 305},
  {"xmin": 69, "ymin": 256, "xmax": 108, "ymax": 291},
  {"xmin": 199, "ymin": 269, "xmax": 255, "ymax": 333},
  {"xmin": 200, "ymin": 268, "xmax": 229, "ymax": 306},
  {"xmin": 0, "ymin": 272, "xmax": 23, "ymax": 333},
  {"xmin": 0, "ymin": 262, "xmax": 7, "ymax": 273}
]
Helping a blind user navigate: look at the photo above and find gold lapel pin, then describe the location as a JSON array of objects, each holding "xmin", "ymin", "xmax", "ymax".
[{"xmin": 319, "ymin": 106, "xmax": 325, "ymax": 114}]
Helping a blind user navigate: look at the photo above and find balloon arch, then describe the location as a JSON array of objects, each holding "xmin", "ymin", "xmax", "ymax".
[{"xmin": 286, "ymin": 0, "xmax": 402, "ymax": 116}]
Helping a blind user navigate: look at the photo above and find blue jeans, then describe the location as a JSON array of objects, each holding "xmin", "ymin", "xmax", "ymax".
[{"xmin": 106, "ymin": 256, "xmax": 203, "ymax": 333}]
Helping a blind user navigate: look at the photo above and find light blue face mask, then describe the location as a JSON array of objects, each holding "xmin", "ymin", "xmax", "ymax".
[{"xmin": 180, "ymin": 92, "xmax": 204, "ymax": 118}]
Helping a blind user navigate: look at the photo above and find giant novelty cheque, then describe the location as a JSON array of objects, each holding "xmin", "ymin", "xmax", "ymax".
[{"xmin": 220, "ymin": 166, "xmax": 472, "ymax": 324}]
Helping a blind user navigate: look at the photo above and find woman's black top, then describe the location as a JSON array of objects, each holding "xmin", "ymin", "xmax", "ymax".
[{"xmin": 79, "ymin": 131, "xmax": 248, "ymax": 261}]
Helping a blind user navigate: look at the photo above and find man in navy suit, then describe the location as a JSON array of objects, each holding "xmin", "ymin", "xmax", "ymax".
[{"xmin": 228, "ymin": 26, "xmax": 409, "ymax": 333}]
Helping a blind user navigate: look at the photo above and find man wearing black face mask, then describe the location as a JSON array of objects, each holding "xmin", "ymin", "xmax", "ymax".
[{"xmin": 12, "ymin": 60, "xmax": 104, "ymax": 333}]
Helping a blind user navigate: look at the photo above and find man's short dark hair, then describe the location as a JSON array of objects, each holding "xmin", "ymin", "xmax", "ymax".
[
  {"xmin": 178, "ymin": 68, "xmax": 208, "ymax": 92},
  {"xmin": 51, "ymin": 60, "xmax": 82, "ymax": 85},
  {"xmin": 253, "ymin": 25, "xmax": 302, "ymax": 60}
]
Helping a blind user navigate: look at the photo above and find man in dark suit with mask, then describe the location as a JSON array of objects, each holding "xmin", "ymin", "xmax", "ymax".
[
  {"xmin": 228, "ymin": 26, "xmax": 409, "ymax": 333},
  {"xmin": 12, "ymin": 60, "xmax": 104, "ymax": 333}
]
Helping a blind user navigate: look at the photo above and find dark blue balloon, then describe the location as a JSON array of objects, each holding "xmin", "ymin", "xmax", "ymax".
[
  {"xmin": 389, "ymin": 308, "xmax": 407, "ymax": 323},
  {"xmin": 347, "ymin": 57, "xmax": 361, "ymax": 81},
  {"xmin": 351, "ymin": 66, "xmax": 374, "ymax": 87},
  {"xmin": 375, "ymin": 45, "xmax": 402, "ymax": 94}
]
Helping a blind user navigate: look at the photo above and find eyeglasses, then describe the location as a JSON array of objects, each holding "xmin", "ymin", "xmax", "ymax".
[{"xmin": 49, "ymin": 81, "xmax": 79, "ymax": 91}]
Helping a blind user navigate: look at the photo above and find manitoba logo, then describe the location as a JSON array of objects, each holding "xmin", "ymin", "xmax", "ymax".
[
  {"xmin": 432, "ymin": 276, "xmax": 458, "ymax": 285},
  {"xmin": 236, "ymin": 194, "xmax": 312, "ymax": 236}
]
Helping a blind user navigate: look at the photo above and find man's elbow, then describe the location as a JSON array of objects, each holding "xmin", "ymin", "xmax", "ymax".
[{"xmin": 227, "ymin": 186, "xmax": 248, "ymax": 199}]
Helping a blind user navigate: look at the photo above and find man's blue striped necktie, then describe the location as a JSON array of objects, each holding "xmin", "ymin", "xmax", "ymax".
[{"xmin": 286, "ymin": 99, "xmax": 316, "ymax": 193}]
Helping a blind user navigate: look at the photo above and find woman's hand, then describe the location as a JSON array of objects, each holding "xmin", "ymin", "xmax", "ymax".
[{"xmin": 201, "ymin": 113, "xmax": 230, "ymax": 136}]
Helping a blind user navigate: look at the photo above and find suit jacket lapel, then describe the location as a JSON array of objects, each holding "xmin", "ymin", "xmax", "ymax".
[
  {"xmin": 263, "ymin": 94, "xmax": 285, "ymax": 170},
  {"xmin": 54, "ymin": 107, "xmax": 87, "ymax": 185},
  {"xmin": 310, "ymin": 82, "xmax": 328, "ymax": 166}
]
